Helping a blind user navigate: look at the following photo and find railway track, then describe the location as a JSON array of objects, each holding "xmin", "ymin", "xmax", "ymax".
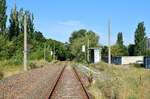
[
  {"xmin": 0, "ymin": 62, "xmax": 90, "ymax": 99},
  {"xmin": 48, "ymin": 65, "xmax": 90, "ymax": 99}
]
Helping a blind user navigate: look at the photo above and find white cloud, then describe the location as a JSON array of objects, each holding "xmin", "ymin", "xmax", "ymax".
[
  {"xmin": 43, "ymin": 20, "xmax": 88, "ymax": 42},
  {"xmin": 58, "ymin": 20, "xmax": 85, "ymax": 27},
  {"xmin": 49, "ymin": 20, "xmax": 87, "ymax": 34}
]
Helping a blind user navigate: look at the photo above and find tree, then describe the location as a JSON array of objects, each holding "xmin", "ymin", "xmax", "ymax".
[
  {"xmin": 111, "ymin": 44, "xmax": 128, "ymax": 56},
  {"xmin": 128, "ymin": 44, "xmax": 135, "ymax": 56},
  {"xmin": 69, "ymin": 29, "xmax": 86, "ymax": 43},
  {"xmin": 134, "ymin": 22, "xmax": 146, "ymax": 56},
  {"xmin": 25, "ymin": 11, "xmax": 34, "ymax": 38},
  {"xmin": 18, "ymin": 9, "xmax": 34, "ymax": 38},
  {"xmin": 145, "ymin": 49, "xmax": 150, "ymax": 56},
  {"xmin": 111, "ymin": 32, "xmax": 128, "ymax": 56},
  {"xmin": 0, "ymin": 0, "xmax": 7, "ymax": 35},
  {"xmin": 101, "ymin": 46, "xmax": 108, "ymax": 56},
  {"xmin": 8, "ymin": 6, "xmax": 20, "ymax": 40},
  {"xmin": 116, "ymin": 32, "xmax": 123, "ymax": 46},
  {"xmin": 18, "ymin": 8, "xmax": 25, "ymax": 33},
  {"xmin": 69, "ymin": 29, "xmax": 99, "ymax": 62}
]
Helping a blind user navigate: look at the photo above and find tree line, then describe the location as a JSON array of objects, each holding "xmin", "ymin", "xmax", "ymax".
[
  {"xmin": 0, "ymin": 0, "xmax": 149, "ymax": 64},
  {"xmin": 0, "ymin": 0, "xmax": 72, "ymax": 63},
  {"xmin": 102, "ymin": 22, "xmax": 150, "ymax": 57},
  {"xmin": 0, "ymin": 0, "xmax": 99, "ymax": 63}
]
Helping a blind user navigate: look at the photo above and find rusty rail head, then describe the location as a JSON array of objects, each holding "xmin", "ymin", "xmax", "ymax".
[
  {"xmin": 48, "ymin": 65, "xmax": 66, "ymax": 99},
  {"xmin": 73, "ymin": 67, "xmax": 91, "ymax": 99}
]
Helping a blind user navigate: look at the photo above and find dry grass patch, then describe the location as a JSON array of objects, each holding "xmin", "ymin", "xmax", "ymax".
[{"xmin": 88, "ymin": 62, "xmax": 150, "ymax": 99}]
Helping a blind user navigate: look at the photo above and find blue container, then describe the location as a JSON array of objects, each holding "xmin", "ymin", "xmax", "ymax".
[
  {"xmin": 111, "ymin": 56, "xmax": 122, "ymax": 65},
  {"xmin": 144, "ymin": 57, "xmax": 150, "ymax": 69}
]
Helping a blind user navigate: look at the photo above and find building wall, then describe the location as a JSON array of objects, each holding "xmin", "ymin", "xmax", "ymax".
[
  {"xmin": 94, "ymin": 49, "xmax": 101, "ymax": 63},
  {"xmin": 122, "ymin": 56, "xmax": 144, "ymax": 65},
  {"xmin": 146, "ymin": 38, "xmax": 150, "ymax": 49}
]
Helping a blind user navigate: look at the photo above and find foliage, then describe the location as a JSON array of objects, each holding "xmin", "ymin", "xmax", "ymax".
[
  {"xmin": 8, "ymin": 6, "xmax": 20, "ymax": 41},
  {"xmin": 116, "ymin": 32, "xmax": 123, "ymax": 46},
  {"xmin": 101, "ymin": 46, "xmax": 108, "ymax": 56},
  {"xmin": 0, "ymin": 4, "xmax": 69, "ymax": 64},
  {"xmin": 0, "ymin": 71, "xmax": 4, "ymax": 80},
  {"xmin": 69, "ymin": 29, "xmax": 86, "ymax": 43},
  {"xmin": 145, "ymin": 49, "xmax": 150, "ymax": 56},
  {"xmin": 111, "ymin": 32, "xmax": 128, "ymax": 56},
  {"xmin": 128, "ymin": 44, "xmax": 135, "ymax": 56},
  {"xmin": 69, "ymin": 29, "xmax": 100, "ymax": 62},
  {"xmin": 134, "ymin": 22, "xmax": 146, "ymax": 56},
  {"xmin": 111, "ymin": 44, "xmax": 128, "ymax": 56},
  {"xmin": 0, "ymin": 0, "xmax": 7, "ymax": 35}
]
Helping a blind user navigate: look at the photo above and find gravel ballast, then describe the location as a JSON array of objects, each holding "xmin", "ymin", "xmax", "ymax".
[{"xmin": 0, "ymin": 63, "xmax": 64, "ymax": 99}]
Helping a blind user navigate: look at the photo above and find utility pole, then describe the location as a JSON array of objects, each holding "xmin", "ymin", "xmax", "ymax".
[
  {"xmin": 44, "ymin": 43, "xmax": 46, "ymax": 61},
  {"xmin": 108, "ymin": 19, "xmax": 111, "ymax": 65},
  {"xmin": 24, "ymin": 15, "xmax": 27, "ymax": 71},
  {"xmin": 87, "ymin": 38, "xmax": 90, "ymax": 63},
  {"xmin": 53, "ymin": 42, "xmax": 56, "ymax": 60}
]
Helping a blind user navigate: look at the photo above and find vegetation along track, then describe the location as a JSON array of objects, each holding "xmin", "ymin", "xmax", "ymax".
[{"xmin": 48, "ymin": 65, "xmax": 90, "ymax": 99}]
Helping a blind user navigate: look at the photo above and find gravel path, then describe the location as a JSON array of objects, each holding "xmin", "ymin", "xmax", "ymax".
[
  {"xmin": 0, "ymin": 63, "xmax": 64, "ymax": 99},
  {"xmin": 50, "ymin": 66, "xmax": 89, "ymax": 99}
]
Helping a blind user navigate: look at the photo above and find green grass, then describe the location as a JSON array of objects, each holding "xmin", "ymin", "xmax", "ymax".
[{"xmin": 88, "ymin": 62, "xmax": 150, "ymax": 99}]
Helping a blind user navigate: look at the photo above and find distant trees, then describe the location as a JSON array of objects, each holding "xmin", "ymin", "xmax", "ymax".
[
  {"xmin": 111, "ymin": 44, "xmax": 128, "ymax": 56},
  {"xmin": 101, "ymin": 46, "xmax": 108, "ymax": 56},
  {"xmin": 8, "ymin": 6, "xmax": 20, "ymax": 40},
  {"xmin": 134, "ymin": 22, "xmax": 146, "ymax": 56},
  {"xmin": 103, "ymin": 22, "xmax": 148, "ymax": 57},
  {"xmin": 0, "ymin": 3, "xmax": 69, "ymax": 62},
  {"xmin": 128, "ymin": 44, "xmax": 135, "ymax": 56},
  {"xmin": 116, "ymin": 32, "xmax": 123, "ymax": 46},
  {"xmin": 111, "ymin": 32, "xmax": 128, "ymax": 56},
  {"xmin": 0, "ymin": 0, "xmax": 7, "ymax": 35},
  {"xmin": 69, "ymin": 29, "xmax": 99, "ymax": 62}
]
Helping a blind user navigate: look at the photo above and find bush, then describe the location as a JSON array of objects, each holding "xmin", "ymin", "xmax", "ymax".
[
  {"xmin": 29, "ymin": 63, "xmax": 38, "ymax": 69},
  {"xmin": 0, "ymin": 71, "xmax": 4, "ymax": 80},
  {"xmin": 132, "ymin": 63, "xmax": 142, "ymax": 68}
]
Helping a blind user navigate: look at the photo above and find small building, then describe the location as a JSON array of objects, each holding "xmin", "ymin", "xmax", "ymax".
[
  {"xmin": 102, "ymin": 56, "xmax": 144, "ymax": 65},
  {"xmin": 144, "ymin": 57, "xmax": 150, "ymax": 69},
  {"xmin": 146, "ymin": 38, "xmax": 150, "ymax": 49},
  {"xmin": 88, "ymin": 48, "xmax": 101, "ymax": 64}
]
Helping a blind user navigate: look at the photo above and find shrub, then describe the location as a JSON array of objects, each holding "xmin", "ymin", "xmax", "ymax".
[
  {"xmin": 0, "ymin": 71, "xmax": 4, "ymax": 80},
  {"xmin": 29, "ymin": 63, "xmax": 38, "ymax": 69}
]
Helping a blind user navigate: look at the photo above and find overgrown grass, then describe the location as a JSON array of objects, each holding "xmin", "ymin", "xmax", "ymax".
[
  {"xmin": 0, "ymin": 59, "xmax": 49, "ymax": 80},
  {"xmin": 28, "ymin": 59, "xmax": 49, "ymax": 69},
  {"xmin": 0, "ymin": 60, "xmax": 23, "ymax": 79},
  {"xmin": 88, "ymin": 62, "xmax": 150, "ymax": 99}
]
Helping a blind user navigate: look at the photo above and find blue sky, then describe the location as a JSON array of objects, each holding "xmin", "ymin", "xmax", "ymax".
[{"xmin": 7, "ymin": 0, "xmax": 150, "ymax": 45}]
